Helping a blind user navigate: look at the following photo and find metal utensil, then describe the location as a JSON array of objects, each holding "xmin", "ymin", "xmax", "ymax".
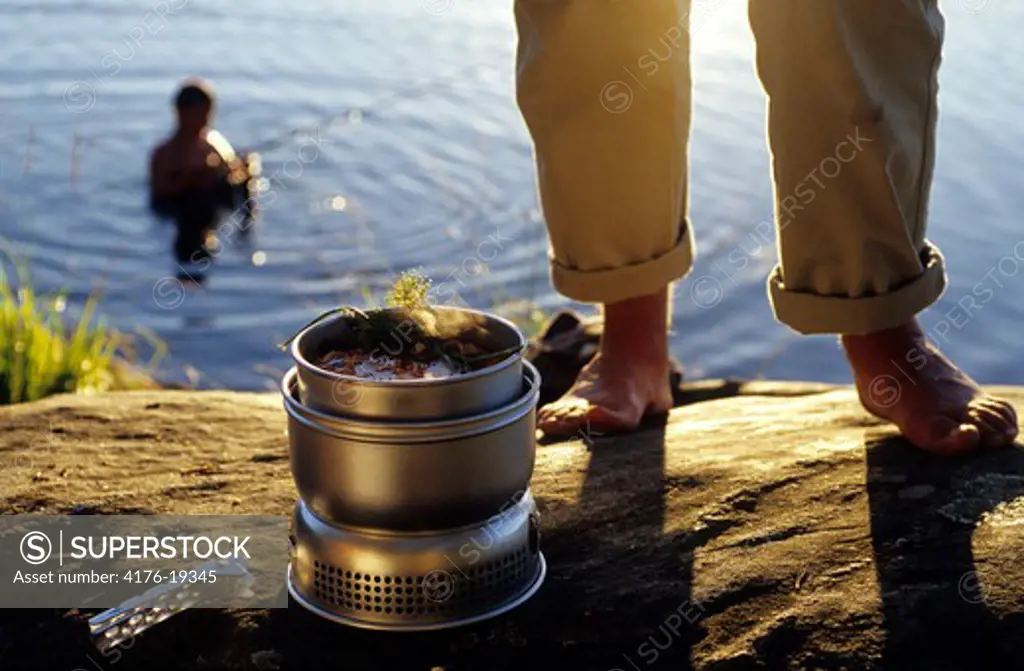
[{"xmin": 87, "ymin": 558, "xmax": 254, "ymax": 653}]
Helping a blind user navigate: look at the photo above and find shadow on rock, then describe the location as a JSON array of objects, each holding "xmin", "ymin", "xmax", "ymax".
[
  {"xmin": 867, "ymin": 439, "xmax": 1024, "ymax": 670},
  {"xmin": 246, "ymin": 424, "xmax": 705, "ymax": 670}
]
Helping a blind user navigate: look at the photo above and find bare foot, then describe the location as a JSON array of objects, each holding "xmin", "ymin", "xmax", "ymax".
[
  {"xmin": 843, "ymin": 321, "xmax": 1018, "ymax": 455},
  {"xmin": 538, "ymin": 289, "xmax": 674, "ymax": 438}
]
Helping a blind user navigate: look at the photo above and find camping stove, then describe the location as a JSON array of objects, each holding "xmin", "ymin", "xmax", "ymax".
[
  {"xmin": 281, "ymin": 311, "xmax": 546, "ymax": 631},
  {"xmin": 287, "ymin": 493, "xmax": 545, "ymax": 631}
]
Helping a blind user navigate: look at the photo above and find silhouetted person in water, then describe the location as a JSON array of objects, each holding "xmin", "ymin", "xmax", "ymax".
[{"xmin": 149, "ymin": 78, "xmax": 259, "ymax": 282}]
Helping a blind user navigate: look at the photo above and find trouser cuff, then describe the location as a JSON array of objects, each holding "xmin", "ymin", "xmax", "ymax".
[
  {"xmin": 551, "ymin": 225, "xmax": 694, "ymax": 304},
  {"xmin": 769, "ymin": 242, "xmax": 946, "ymax": 335}
]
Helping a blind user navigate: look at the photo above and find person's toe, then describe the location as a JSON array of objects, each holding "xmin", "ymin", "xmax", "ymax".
[
  {"xmin": 537, "ymin": 397, "xmax": 642, "ymax": 438},
  {"xmin": 538, "ymin": 399, "xmax": 593, "ymax": 437},
  {"xmin": 933, "ymin": 421, "xmax": 982, "ymax": 455},
  {"xmin": 537, "ymin": 404, "xmax": 574, "ymax": 437},
  {"xmin": 979, "ymin": 398, "xmax": 1018, "ymax": 441},
  {"xmin": 962, "ymin": 405, "xmax": 1011, "ymax": 449},
  {"xmin": 906, "ymin": 414, "xmax": 982, "ymax": 456}
]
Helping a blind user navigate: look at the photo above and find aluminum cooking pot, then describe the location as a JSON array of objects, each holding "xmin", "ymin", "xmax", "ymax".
[
  {"xmin": 289, "ymin": 306, "xmax": 526, "ymax": 420},
  {"xmin": 282, "ymin": 362, "xmax": 539, "ymax": 531}
]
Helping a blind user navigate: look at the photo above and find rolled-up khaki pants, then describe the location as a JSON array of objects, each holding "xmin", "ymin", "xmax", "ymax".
[{"xmin": 515, "ymin": 0, "xmax": 947, "ymax": 335}]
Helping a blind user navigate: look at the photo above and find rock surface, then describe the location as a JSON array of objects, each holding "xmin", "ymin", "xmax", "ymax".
[{"xmin": 1, "ymin": 382, "xmax": 1022, "ymax": 670}]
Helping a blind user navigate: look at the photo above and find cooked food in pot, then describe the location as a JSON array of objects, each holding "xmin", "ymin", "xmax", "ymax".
[{"xmin": 316, "ymin": 348, "xmax": 461, "ymax": 380}]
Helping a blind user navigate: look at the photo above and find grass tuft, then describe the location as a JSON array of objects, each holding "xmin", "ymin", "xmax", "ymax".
[{"xmin": 0, "ymin": 250, "xmax": 159, "ymax": 405}]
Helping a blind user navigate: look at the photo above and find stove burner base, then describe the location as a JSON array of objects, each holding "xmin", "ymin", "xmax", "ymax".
[{"xmin": 287, "ymin": 494, "xmax": 546, "ymax": 631}]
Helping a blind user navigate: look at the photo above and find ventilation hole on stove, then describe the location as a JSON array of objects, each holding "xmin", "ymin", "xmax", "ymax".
[
  {"xmin": 354, "ymin": 573, "xmax": 362, "ymax": 580},
  {"xmin": 373, "ymin": 586, "xmax": 381, "ymax": 593},
  {"xmin": 384, "ymin": 607, "xmax": 392, "ymax": 614},
  {"xmin": 373, "ymin": 575, "xmax": 381, "ymax": 583},
  {"xmin": 395, "ymin": 607, "xmax": 404, "ymax": 615},
  {"xmin": 374, "ymin": 606, "xmax": 382, "ymax": 613},
  {"xmin": 374, "ymin": 596, "xmax": 381, "ymax": 604},
  {"xmin": 383, "ymin": 576, "xmax": 392, "ymax": 584}
]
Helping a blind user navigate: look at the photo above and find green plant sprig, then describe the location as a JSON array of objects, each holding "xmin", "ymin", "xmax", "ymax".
[{"xmin": 279, "ymin": 270, "xmax": 522, "ymax": 374}]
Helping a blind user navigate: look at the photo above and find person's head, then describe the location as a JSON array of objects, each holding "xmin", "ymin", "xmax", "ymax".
[{"xmin": 174, "ymin": 78, "xmax": 215, "ymax": 136}]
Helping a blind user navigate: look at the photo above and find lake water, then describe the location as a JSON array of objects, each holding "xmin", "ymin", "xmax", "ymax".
[{"xmin": 2, "ymin": 0, "xmax": 1023, "ymax": 391}]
